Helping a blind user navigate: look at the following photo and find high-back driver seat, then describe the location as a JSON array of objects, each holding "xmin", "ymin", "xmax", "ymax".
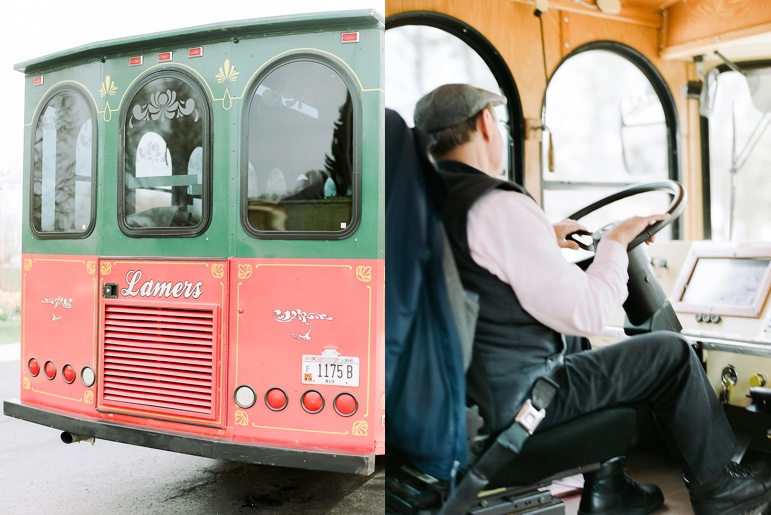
[{"xmin": 384, "ymin": 109, "xmax": 639, "ymax": 514}]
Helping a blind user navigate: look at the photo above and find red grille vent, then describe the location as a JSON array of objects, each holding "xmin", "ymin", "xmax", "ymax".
[{"xmin": 100, "ymin": 304, "xmax": 219, "ymax": 422}]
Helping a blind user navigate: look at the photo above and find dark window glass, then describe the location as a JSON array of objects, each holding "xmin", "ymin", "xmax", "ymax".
[
  {"xmin": 245, "ymin": 60, "xmax": 355, "ymax": 234},
  {"xmin": 32, "ymin": 90, "xmax": 95, "ymax": 236},
  {"xmin": 122, "ymin": 74, "xmax": 208, "ymax": 234}
]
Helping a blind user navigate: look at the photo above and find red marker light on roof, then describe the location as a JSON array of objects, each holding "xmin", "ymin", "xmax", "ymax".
[
  {"xmin": 341, "ymin": 32, "xmax": 359, "ymax": 43},
  {"xmin": 129, "ymin": 56, "xmax": 143, "ymax": 66},
  {"xmin": 33, "ymin": 76, "xmax": 44, "ymax": 86},
  {"xmin": 158, "ymin": 51, "xmax": 173, "ymax": 62},
  {"xmin": 188, "ymin": 47, "xmax": 203, "ymax": 58}
]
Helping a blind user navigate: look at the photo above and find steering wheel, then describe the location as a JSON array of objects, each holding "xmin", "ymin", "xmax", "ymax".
[
  {"xmin": 564, "ymin": 180, "xmax": 686, "ymax": 332},
  {"xmin": 565, "ymin": 180, "xmax": 686, "ymax": 255}
]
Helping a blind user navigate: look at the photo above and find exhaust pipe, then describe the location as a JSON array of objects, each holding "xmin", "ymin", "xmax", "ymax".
[{"xmin": 61, "ymin": 432, "xmax": 95, "ymax": 445}]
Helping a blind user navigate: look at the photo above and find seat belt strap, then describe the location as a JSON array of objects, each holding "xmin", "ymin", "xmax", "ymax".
[{"xmin": 438, "ymin": 375, "xmax": 560, "ymax": 515}]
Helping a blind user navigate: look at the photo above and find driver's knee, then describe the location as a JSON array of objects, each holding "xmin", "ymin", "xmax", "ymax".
[{"xmin": 632, "ymin": 331, "xmax": 697, "ymax": 373}]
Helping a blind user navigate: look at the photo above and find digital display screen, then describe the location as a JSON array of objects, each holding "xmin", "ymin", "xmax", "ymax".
[{"xmin": 681, "ymin": 258, "xmax": 771, "ymax": 308}]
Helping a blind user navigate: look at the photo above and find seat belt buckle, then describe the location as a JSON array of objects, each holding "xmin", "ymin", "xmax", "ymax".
[{"xmin": 514, "ymin": 399, "xmax": 546, "ymax": 435}]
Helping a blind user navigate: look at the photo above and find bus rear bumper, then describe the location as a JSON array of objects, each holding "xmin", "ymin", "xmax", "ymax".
[{"xmin": 3, "ymin": 399, "xmax": 376, "ymax": 475}]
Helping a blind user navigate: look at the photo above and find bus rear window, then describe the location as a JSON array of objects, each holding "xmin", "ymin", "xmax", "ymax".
[
  {"xmin": 119, "ymin": 71, "xmax": 210, "ymax": 237},
  {"xmin": 243, "ymin": 59, "xmax": 357, "ymax": 237},
  {"xmin": 31, "ymin": 89, "xmax": 96, "ymax": 237}
]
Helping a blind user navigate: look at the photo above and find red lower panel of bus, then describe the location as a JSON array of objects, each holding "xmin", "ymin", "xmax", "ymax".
[
  {"xmin": 17, "ymin": 254, "xmax": 384, "ymax": 471},
  {"xmin": 227, "ymin": 258, "xmax": 385, "ymax": 456}
]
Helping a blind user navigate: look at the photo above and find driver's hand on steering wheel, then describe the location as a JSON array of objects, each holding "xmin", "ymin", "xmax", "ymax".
[
  {"xmin": 553, "ymin": 218, "xmax": 590, "ymax": 250},
  {"xmin": 603, "ymin": 213, "xmax": 670, "ymax": 248}
]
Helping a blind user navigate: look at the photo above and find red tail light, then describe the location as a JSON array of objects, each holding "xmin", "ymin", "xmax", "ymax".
[
  {"xmin": 44, "ymin": 361, "xmax": 56, "ymax": 380},
  {"xmin": 28, "ymin": 358, "xmax": 40, "ymax": 376},
  {"xmin": 63, "ymin": 364, "xmax": 76, "ymax": 384},
  {"xmin": 265, "ymin": 388, "xmax": 288, "ymax": 411},
  {"xmin": 301, "ymin": 390, "xmax": 324, "ymax": 414},
  {"xmin": 334, "ymin": 393, "xmax": 358, "ymax": 417}
]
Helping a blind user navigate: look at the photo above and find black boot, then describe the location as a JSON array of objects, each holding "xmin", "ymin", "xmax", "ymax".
[
  {"xmin": 578, "ymin": 456, "xmax": 664, "ymax": 515},
  {"xmin": 687, "ymin": 461, "xmax": 771, "ymax": 515}
]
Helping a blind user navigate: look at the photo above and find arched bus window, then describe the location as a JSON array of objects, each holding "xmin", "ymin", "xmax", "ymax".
[
  {"xmin": 242, "ymin": 58, "xmax": 360, "ymax": 238},
  {"xmin": 542, "ymin": 43, "xmax": 680, "ymax": 239},
  {"xmin": 31, "ymin": 87, "xmax": 96, "ymax": 238},
  {"xmin": 386, "ymin": 13, "xmax": 523, "ymax": 183},
  {"xmin": 119, "ymin": 70, "xmax": 210, "ymax": 237},
  {"xmin": 704, "ymin": 62, "xmax": 771, "ymax": 242}
]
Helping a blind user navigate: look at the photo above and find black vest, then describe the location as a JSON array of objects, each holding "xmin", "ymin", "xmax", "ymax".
[{"xmin": 438, "ymin": 160, "xmax": 565, "ymax": 433}]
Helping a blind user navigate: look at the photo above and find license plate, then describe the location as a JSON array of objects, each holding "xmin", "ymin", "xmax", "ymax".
[{"xmin": 302, "ymin": 353, "xmax": 359, "ymax": 387}]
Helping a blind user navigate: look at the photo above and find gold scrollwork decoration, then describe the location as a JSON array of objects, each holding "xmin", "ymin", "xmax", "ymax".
[
  {"xmin": 211, "ymin": 263, "xmax": 224, "ymax": 279},
  {"xmin": 84, "ymin": 391, "xmax": 94, "ymax": 404},
  {"xmin": 100, "ymin": 262, "xmax": 112, "ymax": 276},
  {"xmin": 235, "ymin": 410, "xmax": 249, "ymax": 426},
  {"xmin": 355, "ymin": 266, "xmax": 372, "ymax": 283},
  {"xmin": 24, "ymin": 259, "xmax": 32, "ymax": 271},
  {"xmin": 352, "ymin": 420, "xmax": 369, "ymax": 436},
  {"xmin": 86, "ymin": 261, "xmax": 96, "ymax": 275},
  {"xmin": 238, "ymin": 264, "xmax": 252, "ymax": 280},
  {"xmin": 100, "ymin": 75, "xmax": 118, "ymax": 98},
  {"xmin": 22, "ymin": 377, "xmax": 30, "ymax": 390},
  {"xmin": 216, "ymin": 59, "xmax": 239, "ymax": 83}
]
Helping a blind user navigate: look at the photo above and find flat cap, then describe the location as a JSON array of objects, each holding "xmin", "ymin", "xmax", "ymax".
[{"xmin": 414, "ymin": 84, "xmax": 507, "ymax": 133}]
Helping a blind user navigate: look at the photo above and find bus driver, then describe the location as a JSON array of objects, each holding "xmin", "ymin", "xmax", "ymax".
[{"xmin": 413, "ymin": 83, "xmax": 771, "ymax": 515}]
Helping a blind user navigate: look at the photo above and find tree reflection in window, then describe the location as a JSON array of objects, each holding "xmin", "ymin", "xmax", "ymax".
[
  {"xmin": 32, "ymin": 90, "xmax": 94, "ymax": 236},
  {"xmin": 122, "ymin": 75, "xmax": 207, "ymax": 232},
  {"xmin": 245, "ymin": 60, "xmax": 355, "ymax": 233}
]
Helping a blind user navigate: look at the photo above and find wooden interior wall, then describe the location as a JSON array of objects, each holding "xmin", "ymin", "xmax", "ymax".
[
  {"xmin": 663, "ymin": 0, "xmax": 771, "ymax": 59},
  {"xmin": 386, "ymin": 0, "xmax": 703, "ymax": 238}
]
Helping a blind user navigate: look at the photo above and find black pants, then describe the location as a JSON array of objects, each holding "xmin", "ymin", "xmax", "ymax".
[{"xmin": 545, "ymin": 331, "xmax": 735, "ymax": 485}]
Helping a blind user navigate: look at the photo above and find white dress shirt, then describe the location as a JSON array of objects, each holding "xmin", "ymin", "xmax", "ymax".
[{"xmin": 467, "ymin": 189, "xmax": 629, "ymax": 336}]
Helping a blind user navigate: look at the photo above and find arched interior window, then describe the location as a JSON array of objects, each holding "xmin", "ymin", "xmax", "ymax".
[
  {"xmin": 542, "ymin": 45, "xmax": 679, "ymax": 238},
  {"xmin": 243, "ymin": 59, "xmax": 358, "ymax": 237},
  {"xmin": 31, "ymin": 88, "xmax": 95, "ymax": 237},
  {"xmin": 386, "ymin": 13, "xmax": 522, "ymax": 182},
  {"xmin": 120, "ymin": 72, "xmax": 209, "ymax": 236}
]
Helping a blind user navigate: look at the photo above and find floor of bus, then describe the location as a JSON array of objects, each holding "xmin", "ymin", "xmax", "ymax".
[
  {"xmin": 556, "ymin": 441, "xmax": 692, "ymax": 514},
  {"xmin": 555, "ymin": 410, "xmax": 771, "ymax": 515}
]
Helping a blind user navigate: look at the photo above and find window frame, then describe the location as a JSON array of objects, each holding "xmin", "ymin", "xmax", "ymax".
[
  {"xmin": 29, "ymin": 84, "xmax": 98, "ymax": 240},
  {"xmin": 386, "ymin": 11, "xmax": 524, "ymax": 185},
  {"xmin": 117, "ymin": 67, "xmax": 212, "ymax": 238},
  {"xmin": 240, "ymin": 54, "xmax": 363, "ymax": 240}
]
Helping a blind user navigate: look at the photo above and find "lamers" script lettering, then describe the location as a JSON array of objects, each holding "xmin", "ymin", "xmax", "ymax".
[{"xmin": 121, "ymin": 270, "xmax": 203, "ymax": 299}]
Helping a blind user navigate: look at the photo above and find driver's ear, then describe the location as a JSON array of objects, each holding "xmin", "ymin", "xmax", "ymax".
[{"xmin": 477, "ymin": 108, "xmax": 495, "ymax": 142}]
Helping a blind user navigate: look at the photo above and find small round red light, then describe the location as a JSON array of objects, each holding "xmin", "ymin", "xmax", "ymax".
[
  {"xmin": 63, "ymin": 364, "xmax": 76, "ymax": 384},
  {"xmin": 28, "ymin": 358, "xmax": 40, "ymax": 377},
  {"xmin": 44, "ymin": 361, "xmax": 56, "ymax": 380},
  {"xmin": 334, "ymin": 393, "xmax": 358, "ymax": 417},
  {"xmin": 265, "ymin": 388, "xmax": 288, "ymax": 411},
  {"xmin": 302, "ymin": 390, "xmax": 324, "ymax": 413}
]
